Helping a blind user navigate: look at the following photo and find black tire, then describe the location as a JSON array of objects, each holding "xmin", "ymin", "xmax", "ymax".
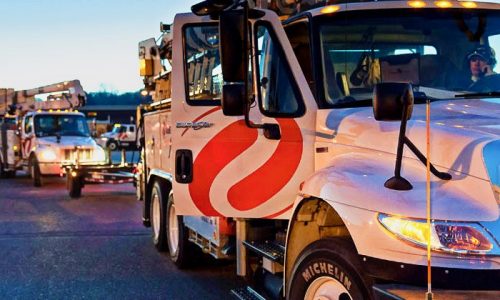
[
  {"xmin": 288, "ymin": 238, "xmax": 373, "ymax": 300},
  {"xmin": 166, "ymin": 192, "xmax": 194, "ymax": 269},
  {"xmin": 29, "ymin": 156, "xmax": 42, "ymax": 187},
  {"xmin": 107, "ymin": 140, "xmax": 118, "ymax": 151},
  {"xmin": 150, "ymin": 181, "xmax": 168, "ymax": 251},
  {"xmin": 67, "ymin": 175, "xmax": 82, "ymax": 198}
]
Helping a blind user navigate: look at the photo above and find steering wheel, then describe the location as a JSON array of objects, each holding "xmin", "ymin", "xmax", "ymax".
[{"xmin": 468, "ymin": 73, "xmax": 500, "ymax": 92}]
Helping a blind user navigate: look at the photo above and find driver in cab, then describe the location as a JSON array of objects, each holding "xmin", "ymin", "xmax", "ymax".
[{"xmin": 468, "ymin": 45, "xmax": 497, "ymax": 84}]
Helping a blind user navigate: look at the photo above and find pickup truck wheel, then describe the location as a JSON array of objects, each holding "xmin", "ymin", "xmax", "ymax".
[
  {"xmin": 29, "ymin": 156, "xmax": 42, "ymax": 187},
  {"xmin": 107, "ymin": 140, "xmax": 118, "ymax": 151},
  {"xmin": 150, "ymin": 181, "xmax": 168, "ymax": 251},
  {"xmin": 67, "ymin": 175, "xmax": 82, "ymax": 198},
  {"xmin": 288, "ymin": 238, "xmax": 372, "ymax": 300},
  {"xmin": 166, "ymin": 193, "xmax": 193, "ymax": 269}
]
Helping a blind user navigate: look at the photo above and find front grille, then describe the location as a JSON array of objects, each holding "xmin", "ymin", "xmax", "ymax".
[{"xmin": 63, "ymin": 148, "xmax": 93, "ymax": 162}]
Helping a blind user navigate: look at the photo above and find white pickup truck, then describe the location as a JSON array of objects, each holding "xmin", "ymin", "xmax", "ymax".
[{"xmin": 97, "ymin": 123, "xmax": 137, "ymax": 150}]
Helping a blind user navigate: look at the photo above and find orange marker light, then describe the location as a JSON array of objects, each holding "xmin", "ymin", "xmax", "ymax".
[
  {"xmin": 460, "ymin": 1, "xmax": 477, "ymax": 8},
  {"xmin": 408, "ymin": 0, "xmax": 426, "ymax": 8},
  {"xmin": 320, "ymin": 5, "xmax": 340, "ymax": 14},
  {"xmin": 435, "ymin": 1, "xmax": 452, "ymax": 8}
]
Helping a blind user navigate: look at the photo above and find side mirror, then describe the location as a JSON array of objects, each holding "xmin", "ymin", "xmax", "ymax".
[
  {"xmin": 191, "ymin": 0, "xmax": 234, "ymax": 16},
  {"xmin": 373, "ymin": 82, "xmax": 451, "ymax": 191},
  {"xmin": 219, "ymin": 9, "xmax": 247, "ymax": 83},
  {"xmin": 221, "ymin": 84, "xmax": 246, "ymax": 116},
  {"xmin": 373, "ymin": 82, "xmax": 413, "ymax": 121}
]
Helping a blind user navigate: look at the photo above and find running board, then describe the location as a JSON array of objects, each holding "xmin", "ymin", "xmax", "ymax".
[
  {"xmin": 243, "ymin": 240, "xmax": 285, "ymax": 265},
  {"xmin": 231, "ymin": 286, "xmax": 267, "ymax": 300}
]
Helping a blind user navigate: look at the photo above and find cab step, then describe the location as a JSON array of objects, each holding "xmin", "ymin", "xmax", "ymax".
[
  {"xmin": 242, "ymin": 240, "xmax": 285, "ymax": 265},
  {"xmin": 231, "ymin": 286, "xmax": 267, "ymax": 300}
]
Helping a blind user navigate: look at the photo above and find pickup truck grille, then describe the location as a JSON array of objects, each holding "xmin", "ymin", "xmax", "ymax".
[{"xmin": 63, "ymin": 148, "xmax": 93, "ymax": 162}]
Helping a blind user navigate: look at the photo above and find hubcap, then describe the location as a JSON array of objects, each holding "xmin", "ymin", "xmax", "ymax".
[
  {"xmin": 167, "ymin": 198, "xmax": 179, "ymax": 254},
  {"xmin": 305, "ymin": 276, "xmax": 352, "ymax": 300},
  {"xmin": 152, "ymin": 193, "xmax": 160, "ymax": 240}
]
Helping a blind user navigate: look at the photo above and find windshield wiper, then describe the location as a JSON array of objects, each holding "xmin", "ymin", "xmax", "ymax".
[{"xmin": 455, "ymin": 91, "xmax": 500, "ymax": 98}]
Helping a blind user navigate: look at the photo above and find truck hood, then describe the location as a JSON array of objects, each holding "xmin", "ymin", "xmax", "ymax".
[
  {"xmin": 37, "ymin": 136, "xmax": 98, "ymax": 148},
  {"xmin": 328, "ymin": 98, "xmax": 500, "ymax": 180},
  {"xmin": 315, "ymin": 98, "xmax": 500, "ymax": 221},
  {"xmin": 100, "ymin": 132, "xmax": 115, "ymax": 138}
]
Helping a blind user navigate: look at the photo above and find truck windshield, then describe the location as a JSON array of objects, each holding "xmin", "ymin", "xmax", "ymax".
[
  {"xmin": 34, "ymin": 115, "xmax": 90, "ymax": 137},
  {"xmin": 111, "ymin": 126, "xmax": 125, "ymax": 134},
  {"xmin": 319, "ymin": 9, "xmax": 500, "ymax": 107}
]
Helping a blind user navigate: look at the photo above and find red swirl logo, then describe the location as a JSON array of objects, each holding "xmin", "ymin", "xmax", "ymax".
[{"xmin": 188, "ymin": 116, "xmax": 302, "ymax": 217}]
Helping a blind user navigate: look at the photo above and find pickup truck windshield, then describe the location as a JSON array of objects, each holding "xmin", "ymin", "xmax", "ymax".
[
  {"xmin": 34, "ymin": 115, "xmax": 90, "ymax": 137},
  {"xmin": 111, "ymin": 126, "xmax": 126, "ymax": 134},
  {"xmin": 319, "ymin": 9, "xmax": 500, "ymax": 107}
]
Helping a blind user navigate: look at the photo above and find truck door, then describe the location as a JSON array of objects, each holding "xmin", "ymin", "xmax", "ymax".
[
  {"xmin": 21, "ymin": 114, "xmax": 34, "ymax": 160},
  {"xmin": 172, "ymin": 12, "xmax": 316, "ymax": 219}
]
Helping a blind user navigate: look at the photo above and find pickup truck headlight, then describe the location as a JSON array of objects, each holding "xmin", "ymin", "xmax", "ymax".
[
  {"xmin": 40, "ymin": 148, "xmax": 57, "ymax": 161},
  {"xmin": 378, "ymin": 214, "xmax": 494, "ymax": 255}
]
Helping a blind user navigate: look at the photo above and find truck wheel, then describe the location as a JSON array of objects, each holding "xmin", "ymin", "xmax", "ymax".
[
  {"xmin": 29, "ymin": 156, "xmax": 42, "ymax": 187},
  {"xmin": 288, "ymin": 238, "xmax": 372, "ymax": 300},
  {"xmin": 67, "ymin": 175, "xmax": 82, "ymax": 198},
  {"xmin": 107, "ymin": 140, "xmax": 118, "ymax": 151},
  {"xmin": 166, "ymin": 192, "xmax": 193, "ymax": 269},
  {"xmin": 0, "ymin": 158, "xmax": 5, "ymax": 178},
  {"xmin": 150, "ymin": 181, "xmax": 168, "ymax": 251}
]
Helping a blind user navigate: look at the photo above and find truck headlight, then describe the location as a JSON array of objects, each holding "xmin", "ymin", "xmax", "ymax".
[
  {"xmin": 40, "ymin": 148, "xmax": 57, "ymax": 161},
  {"xmin": 93, "ymin": 146, "xmax": 106, "ymax": 162},
  {"xmin": 378, "ymin": 214, "xmax": 494, "ymax": 255}
]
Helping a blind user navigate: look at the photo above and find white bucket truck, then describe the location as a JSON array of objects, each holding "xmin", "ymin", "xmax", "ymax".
[
  {"xmin": 0, "ymin": 80, "xmax": 106, "ymax": 186},
  {"xmin": 136, "ymin": 1, "xmax": 500, "ymax": 299}
]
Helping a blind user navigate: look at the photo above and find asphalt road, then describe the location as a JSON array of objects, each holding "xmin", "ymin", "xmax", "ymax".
[{"xmin": 0, "ymin": 171, "xmax": 241, "ymax": 299}]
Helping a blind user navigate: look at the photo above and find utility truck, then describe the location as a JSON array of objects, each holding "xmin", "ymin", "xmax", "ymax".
[
  {"xmin": 136, "ymin": 1, "xmax": 500, "ymax": 299},
  {"xmin": 0, "ymin": 80, "xmax": 107, "ymax": 186}
]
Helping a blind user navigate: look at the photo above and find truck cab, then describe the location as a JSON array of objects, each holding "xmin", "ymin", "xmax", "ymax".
[{"xmin": 21, "ymin": 110, "xmax": 106, "ymax": 186}]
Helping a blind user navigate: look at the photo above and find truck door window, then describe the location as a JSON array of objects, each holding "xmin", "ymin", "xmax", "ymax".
[
  {"xmin": 183, "ymin": 25, "xmax": 221, "ymax": 106},
  {"xmin": 488, "ymin": 34, "xmax": 500, "ymax": 73},
  {"xmin": 256, "ymin": 24, "xmax": 305, "ymax": 117},
  {"xmin": 24, "ymin": 116, "xmax": 32, "ymax": 134},
  {"xmin": 284, "ymin": 21, "xmax": 314, "ymax": 94}
]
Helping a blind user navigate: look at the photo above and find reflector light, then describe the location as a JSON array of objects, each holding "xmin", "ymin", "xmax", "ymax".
[
  {"xmin": 435, "ymin": 225, "xmax": 492, "ymax": 252},
  {"xmin": 435, "ymin": 1, "xmax": 452, "ymax": 8},
  {"xmin": 460, "ymin": 1, "xmax": 478, "ymax": 8},
  {"xmin": 408, "ymin": 0, "xmax": 426, "ymax": 8},
  {"xmin": 320, "ymin": 5, "xmax": 340, "ymax": 14}
]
